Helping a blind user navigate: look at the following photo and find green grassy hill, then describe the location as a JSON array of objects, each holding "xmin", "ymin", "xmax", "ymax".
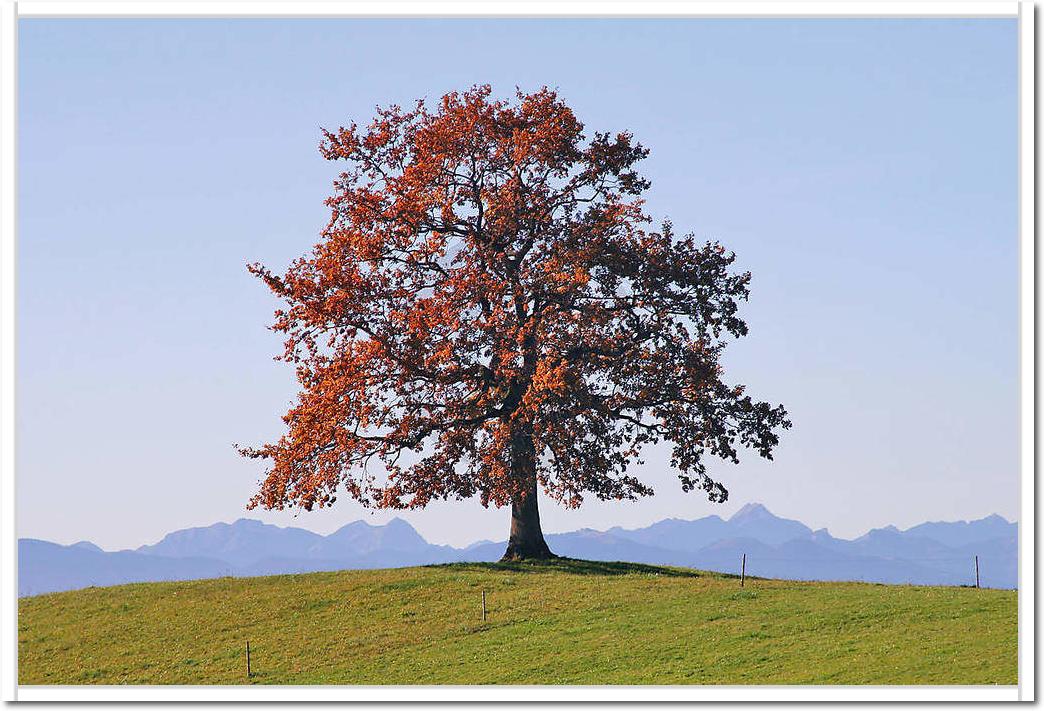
[{"xmin": 18, "ymin": 559, "xmax": 1017, "ymax": 685}]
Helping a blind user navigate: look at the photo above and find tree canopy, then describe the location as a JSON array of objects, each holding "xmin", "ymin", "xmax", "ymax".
[{"xmin": 241, "ymin": 85, "xmax": 790, "ymax": 559}]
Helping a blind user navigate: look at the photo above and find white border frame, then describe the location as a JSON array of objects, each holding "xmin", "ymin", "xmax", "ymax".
[
  {"xmin": 1018, "ymin": 0, "xmax": 1036, "ymax": 702},
  {"xmin": 9, "ymin": 685, "xmax": 1026, "ymax": 702},
  {"xmin": 10, "ymin": 1, "xmax": 1027, "ymax": 18},
  {"xmin": 0, "ymin": 0, "xmax": 1031, "ymax": 703},
  {"xmin": 0, "ymin": 0, "xmax": 14, "ymax": 705}
]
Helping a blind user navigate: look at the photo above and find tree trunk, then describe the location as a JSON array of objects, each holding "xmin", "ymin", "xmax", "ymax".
[{"xmin": 500, "ymin": 430, "xmax": 555, "ymax": 561}]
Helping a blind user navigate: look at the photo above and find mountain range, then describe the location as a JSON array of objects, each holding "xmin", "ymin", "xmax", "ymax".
[{"xmin": 18, "ymin": 503, "xmax": 1017, "ymax": 596}]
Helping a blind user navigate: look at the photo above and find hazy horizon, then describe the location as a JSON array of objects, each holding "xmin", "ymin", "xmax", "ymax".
[
  {"xmin": 18, "ymin": 18, "xmax": 1017, "ymax": 551},
  {"xmin": 20, "ymin": 501, "xmax": 1019, "ymax": 554}
]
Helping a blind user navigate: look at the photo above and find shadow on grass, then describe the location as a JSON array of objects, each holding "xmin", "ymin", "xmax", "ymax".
[{"xmin": 430, "ymin": 557, "xmax": 703, "ymax": 578}]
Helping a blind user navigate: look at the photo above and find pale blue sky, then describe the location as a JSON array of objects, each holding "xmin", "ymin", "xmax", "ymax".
[{"xmin": 17, "ymin": 18, "xmax": 1018, "ymax": 550}]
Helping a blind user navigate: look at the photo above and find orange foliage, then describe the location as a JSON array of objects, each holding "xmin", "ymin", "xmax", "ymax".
[{"xmin": 241, "ymin": 85, "xmax": 790, "ymax": 516}]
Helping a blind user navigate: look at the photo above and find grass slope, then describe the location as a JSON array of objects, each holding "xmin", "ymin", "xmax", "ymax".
[{"xmin": 18, "ymin": 559, "xmax": 1016, "ymax": 685}]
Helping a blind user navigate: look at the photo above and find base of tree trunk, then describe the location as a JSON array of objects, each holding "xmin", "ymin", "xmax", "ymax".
[{"xmin": 499, "ymin": 539, "xmax": 557, "ymax": 562}]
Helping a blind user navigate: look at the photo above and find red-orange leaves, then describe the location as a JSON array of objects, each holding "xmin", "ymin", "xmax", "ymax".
[{"xmin": 241, "ymin": 85, "xmax": 790, "ymax": 516}]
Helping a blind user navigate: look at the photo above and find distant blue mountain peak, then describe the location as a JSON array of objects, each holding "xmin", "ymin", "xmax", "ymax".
[{"xmin": 731, "ymin": 502, "xmax": 771, "ymax": 520}]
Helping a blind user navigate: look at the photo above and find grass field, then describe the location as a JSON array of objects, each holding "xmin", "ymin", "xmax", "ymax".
[{"xmin": 18, "ymin": 559, "xmax": 1017, "ymax": 685}]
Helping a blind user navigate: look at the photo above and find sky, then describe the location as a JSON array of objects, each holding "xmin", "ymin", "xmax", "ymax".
[{"xmin": 17, "ymin": 18, "xmax": 1018, "ymax": 551}]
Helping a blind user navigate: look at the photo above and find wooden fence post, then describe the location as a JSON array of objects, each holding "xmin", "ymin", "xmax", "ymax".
[
  {"xmin": 975, "ymin": 556, "xmax": 980, "ymax": 589},
  {"xmin": 740, "ymin": 553, "xmax": 746, "ymax": 587},
  {"xmin": 246, "ymin": 640, "xmax": 251, "ymax": 678},
  {"xmin": 482, "ymin": 591, "xmax": 487, "ymax": 621}
]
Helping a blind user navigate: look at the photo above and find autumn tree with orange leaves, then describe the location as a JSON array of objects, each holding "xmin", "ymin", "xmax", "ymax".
[{"xmin": 241, "ymin": 86, "xmax": 790, "ymax": 560}]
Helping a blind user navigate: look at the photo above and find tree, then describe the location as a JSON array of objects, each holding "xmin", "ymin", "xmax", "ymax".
[{"xmin": 240, "ymin": 85, "xmax": 790, "ymax": 561}]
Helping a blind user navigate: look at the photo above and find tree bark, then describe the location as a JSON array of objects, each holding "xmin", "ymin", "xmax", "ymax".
[{"xmin": 500, "ymin": 430, "xmax": 555, "ymax": 561}]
